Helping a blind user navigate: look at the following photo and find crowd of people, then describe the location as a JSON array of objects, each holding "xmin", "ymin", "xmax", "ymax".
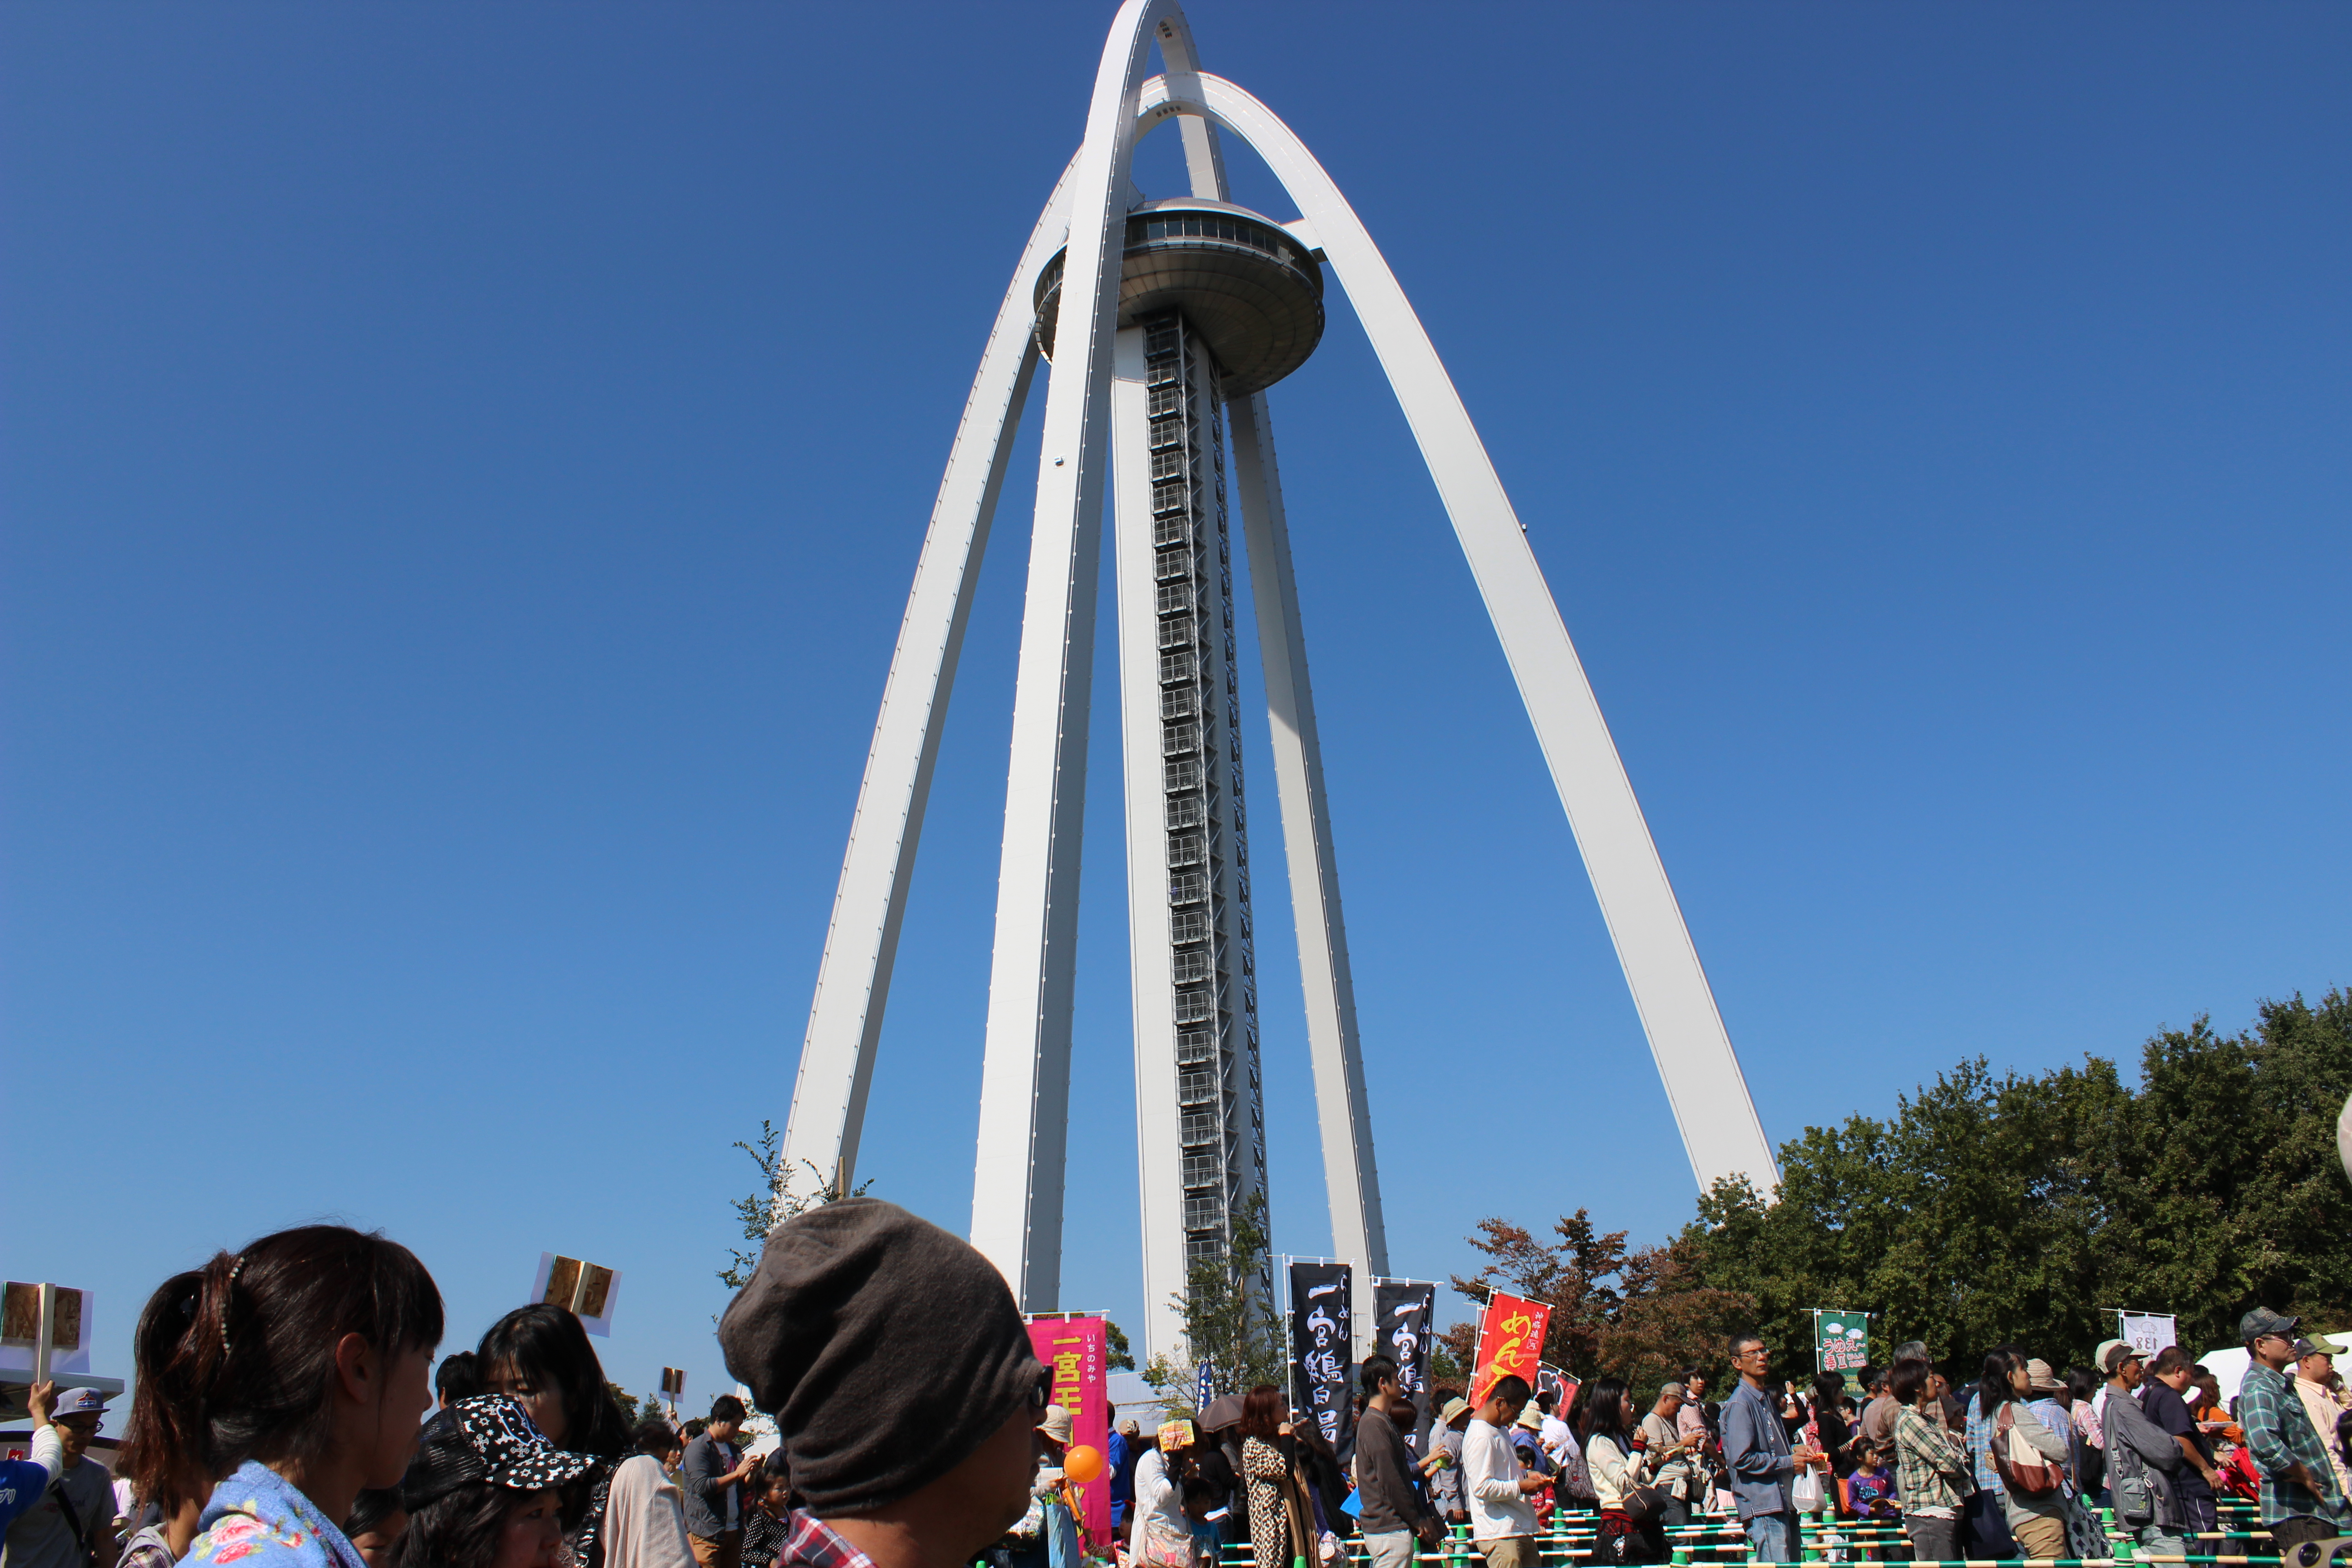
[
  {"xmin": 6, "ymin": 1213, "xmax": 2352, "ymax": 1568},
  {"xmin": 1343, "ymin": 1323, "xmax": 2352, "ymax": 1567},
  {"xmin": 1099, "ymin": 1322, "xmax": 2352, "ymax": 1568}
]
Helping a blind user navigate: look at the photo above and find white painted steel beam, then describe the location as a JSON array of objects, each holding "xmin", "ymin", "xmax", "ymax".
[
  {"xmin": 1228, "ymin": 391, "xmax": 1390, "ymax": 1341},
  {"xmin": 970, "ymin": 0, "xmax": 1192, "ymax": 1308},
  {"xmin": 778, "ymin": 158, "xmax": 1078, "ymax": 1205},
  {"xmin": 1135, "ymin": 73, "xmax": 1780, "ymax": 1196}
]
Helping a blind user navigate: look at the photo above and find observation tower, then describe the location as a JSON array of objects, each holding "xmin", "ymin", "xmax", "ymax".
[{"xmin": 779, "ymin": 1, "xmax": 1780, "ymax": 1362}]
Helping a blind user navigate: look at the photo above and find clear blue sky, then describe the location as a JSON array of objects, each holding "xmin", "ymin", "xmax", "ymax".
[{"xmin": 5, "ymin": 1, "xmax": 2345, "ymax": 1411}]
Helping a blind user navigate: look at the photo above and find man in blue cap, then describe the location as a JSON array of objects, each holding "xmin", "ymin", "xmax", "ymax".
[{"xmin": 2, "ymin": 1384, "xmax": 118, "ymax": 1568}]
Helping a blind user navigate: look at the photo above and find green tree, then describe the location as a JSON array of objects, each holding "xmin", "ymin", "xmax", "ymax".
[
  {"xmin": 1679, "ymin": 989, "xmax": 2352, "ymax": 1373},
  {"xmin": 1453, "ymin": 988, "xmax": 2352, "ymax": 1390},
  {"xmin": 1106, "ymin": 1319, "xmax": 1136, "ymax": 1372},
  {"xmin": 1141, "ymin": 1191, "xmax": 1284, "ymax": 1408},
  {"xmin": 720, "ymin": 1119, "xmax": 872, "ymax": 1291}
]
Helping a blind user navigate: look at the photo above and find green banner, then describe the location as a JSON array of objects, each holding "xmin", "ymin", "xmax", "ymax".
[{"xmin": 1814, "ymin": 1310, "xmax": 1869, "ymax": 1388}]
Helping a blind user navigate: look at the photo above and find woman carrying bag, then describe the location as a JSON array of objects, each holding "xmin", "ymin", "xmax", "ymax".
[
  {"xmin": 1977, "ymin": 1354, "xmax": 2071, "ymax": 1561},
  {"xmin": 1582, "ymin": 1378, "xmax": 1668, "ymax": 1567}
]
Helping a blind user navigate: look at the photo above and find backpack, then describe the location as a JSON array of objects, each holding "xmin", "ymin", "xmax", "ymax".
[
  {"xmin": 1553, "ymin": 1436, "xmax": 1596, "ymax": 1504},
  {"xmin": 1992, "ymin": 1405, "xmax": 2064, "ymax": 1498}
]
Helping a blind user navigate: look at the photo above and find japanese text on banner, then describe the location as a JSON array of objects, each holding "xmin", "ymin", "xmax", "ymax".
[
  {"xmin": 1470, "ymin": 1291, "xmax": 1550, "ymax": 1406},
  {"xmin": 1026, "ymin": 1317, "xmax": 1110, "ymax": 1548}
]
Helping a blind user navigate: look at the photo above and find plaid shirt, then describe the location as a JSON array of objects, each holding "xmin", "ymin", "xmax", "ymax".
[
  {"xmin": 771, "ymin": 1513, "xmax": 876, "ymax": 1568},
  {"xmin": 2239, "ymin": 1362, "xmax": 2351, "ymax": 1526},
  {"xmin": 1894, "ymin": 1405, "xmax": 1972, "ymax": 1514}
]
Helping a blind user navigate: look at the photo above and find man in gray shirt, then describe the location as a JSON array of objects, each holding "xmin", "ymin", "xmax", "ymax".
[
  {"xmin": 680, "ymin": 1396, "xmax": 762, "ymax": 1568},
  {"xmin": 1353, "ymin": 1357, "xmax": 1441, "ymax": 1568},
  {"xmin": 2, "ymin": 1387, "xmax": 119, "ymax": 1568}
]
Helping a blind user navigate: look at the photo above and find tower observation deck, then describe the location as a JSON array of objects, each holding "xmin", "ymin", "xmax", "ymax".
[{"xmin": 1037, "ymin": 198, "xmax": 1326, "ymax": 1292}]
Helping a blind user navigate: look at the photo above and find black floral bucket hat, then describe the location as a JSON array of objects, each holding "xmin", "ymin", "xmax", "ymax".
[{"xmin": 402, "ymin": 1395, "xmax": 597, "ymax": 1511}]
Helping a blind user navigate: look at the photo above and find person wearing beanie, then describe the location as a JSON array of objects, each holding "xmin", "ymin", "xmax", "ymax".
[{"xmin": 717, "ymin": 1199, "xmax": 1049, "ymax": 1568}]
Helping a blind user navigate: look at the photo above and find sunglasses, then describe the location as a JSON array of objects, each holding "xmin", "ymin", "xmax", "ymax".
[{"xmin": 1032, "ymin": 1369, "xmax": 1054, "ymax": 1409}]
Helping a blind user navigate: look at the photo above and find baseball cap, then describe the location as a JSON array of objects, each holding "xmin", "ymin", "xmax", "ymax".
[
  {"xmin": 2098, "ymin": 1341, "xmax": 2143, "ymax": 1375},
  {"xmin": 51, "ymin": 1388, "xmax": 110, "ymax": 1421},
  {"xmin": 2241, "ymin": 1307, "xmax": 2300, "ymax": 1342},
  {"xmin": 2292, "ymin": 1338, "xmax": 2331, "ymax": 1361}
]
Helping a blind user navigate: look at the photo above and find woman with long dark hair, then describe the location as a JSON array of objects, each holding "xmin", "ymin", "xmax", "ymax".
[
  {"xmin": 1959, "ymin": 1350, "xmax": 2022, "ymax": 1559},
  {"xmin": 1581, "ymin": 1377, "xmax": 1662, "ymax": 1567},
  {"xmin": 122, "ymin": 1224, "xmax": 444, "ymax": 1568},
  {"xmin": 475, "ymin": 1307, "xmax": 676, "ymax": 1568},
  {"xmin": 118, "ymin": 1276, "xmax": 239, "ymax": 1568},
  {"xmin": 1236, "ymin": 1387, "xmax": 1309, "ymax": 1568},
  {"xmin": 1806, "ymin": 1373, "xmax": 1854, "ymax": 1478},
  {"xmin": 1977, "ymin": 1353, "xmax": 2070, "ymax": 1562}
]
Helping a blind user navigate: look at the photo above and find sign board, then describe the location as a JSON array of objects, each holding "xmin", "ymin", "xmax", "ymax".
[
  {"xmin": 2121, "ymin": 1313, "xmax": 2177, "ymax": 1358},
  {"xmin": 1, "ymin": 1285, "xmax": 93, "ymax": 1378},
  {"xmin": 1027, "ymin": 1316, "xmax": 1110, "ymax": 1550},
  {"xmin": 1814, "ymin": 1311, "xmax": 1869, "ymax": 1389},
  {"xmin": 529, "ymin": 1254, "xmax": 621, "ymax": 1337},
  {"xmin": 1287, "ymin": 1261, "xmax": 1354, "ymax": 1451},
  {"xmin": 1370, "ymin": 1281, "xmax": 1435, "ymax": 1397},
  {"xmin": 1470, "ymin": 1292, "xmax": 1550, "ymax": 1406},
  {"xmin": 1535, "ymin": 1363, "xmax": 1580, "ymax": 1417},
  {"xmin": 660, "ymin": 1367, "xmax": 686, "ymax": 1401}
]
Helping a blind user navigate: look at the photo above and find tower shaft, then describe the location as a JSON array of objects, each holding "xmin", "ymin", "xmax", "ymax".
[{"xmin": 1116, "ymin": 314, "xmax": 1269, "ymax": 1360}]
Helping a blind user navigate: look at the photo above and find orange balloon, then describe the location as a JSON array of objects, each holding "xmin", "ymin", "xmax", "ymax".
[{"xmin": 1063, "ymin": 1444, "xmax": 1106, "ymax": 1484}]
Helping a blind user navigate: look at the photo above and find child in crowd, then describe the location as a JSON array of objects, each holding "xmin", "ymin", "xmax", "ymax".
[
  {"xmin": 1841, "ymin": 1443, "xmax": 1901, "ymax": 1524},
  {"xmin": 741, "ymin": 1462, "xmax": 794, "ymax": 1568}
]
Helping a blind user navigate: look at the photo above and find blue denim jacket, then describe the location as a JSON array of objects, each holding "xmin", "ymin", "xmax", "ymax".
[
  {"xmin": 178, "ymin": 1462, "xmax": 367, "ymax": 1568},
  {"xmin": 1720, "ymin": 1380, "xmax": 1796, "ymax": 1521}
]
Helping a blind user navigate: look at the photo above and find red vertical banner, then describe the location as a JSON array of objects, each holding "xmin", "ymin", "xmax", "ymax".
[
  {"xmin": 1470, "ymin": 1293, "xmax": 1551, "ymax": 1406},
  {"xmin": 1028, "ymin": 1315, "xmax": 1111, "ymax": 1548}
]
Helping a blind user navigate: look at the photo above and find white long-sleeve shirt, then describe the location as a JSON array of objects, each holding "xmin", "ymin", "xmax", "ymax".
[
  {"xmin": 1132, "ymin": 1449, "xmax": 1187, "ymax": 1539},
  {"xmin": 1463, "ymin": 1418, "xmax": 1536, "ymax": 1541}
]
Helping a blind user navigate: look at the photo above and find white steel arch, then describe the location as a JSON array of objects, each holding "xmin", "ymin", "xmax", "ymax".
[
  {"xmin": 776, "ymin": 154, "xmax": 1076, "ymax": 1205},
  {"xmin": 1132, "ymin": 69, "xmax": 1779, "ymax": 1198}
]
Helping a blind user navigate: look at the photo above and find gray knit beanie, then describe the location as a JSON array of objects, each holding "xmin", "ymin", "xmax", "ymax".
[{"xmin": 718, "ymin": 1198, "xmax": 1044, "ymax": 1515}]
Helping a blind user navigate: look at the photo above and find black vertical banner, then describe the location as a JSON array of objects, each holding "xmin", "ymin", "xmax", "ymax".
[
  {"xmin": 1289, "ymin": 1260, "xmax": 1354, "ymax": 1451},
  {"xmin": 1372, "ymin": 1280, "xmax": 1436, "ymax": 1454}
]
